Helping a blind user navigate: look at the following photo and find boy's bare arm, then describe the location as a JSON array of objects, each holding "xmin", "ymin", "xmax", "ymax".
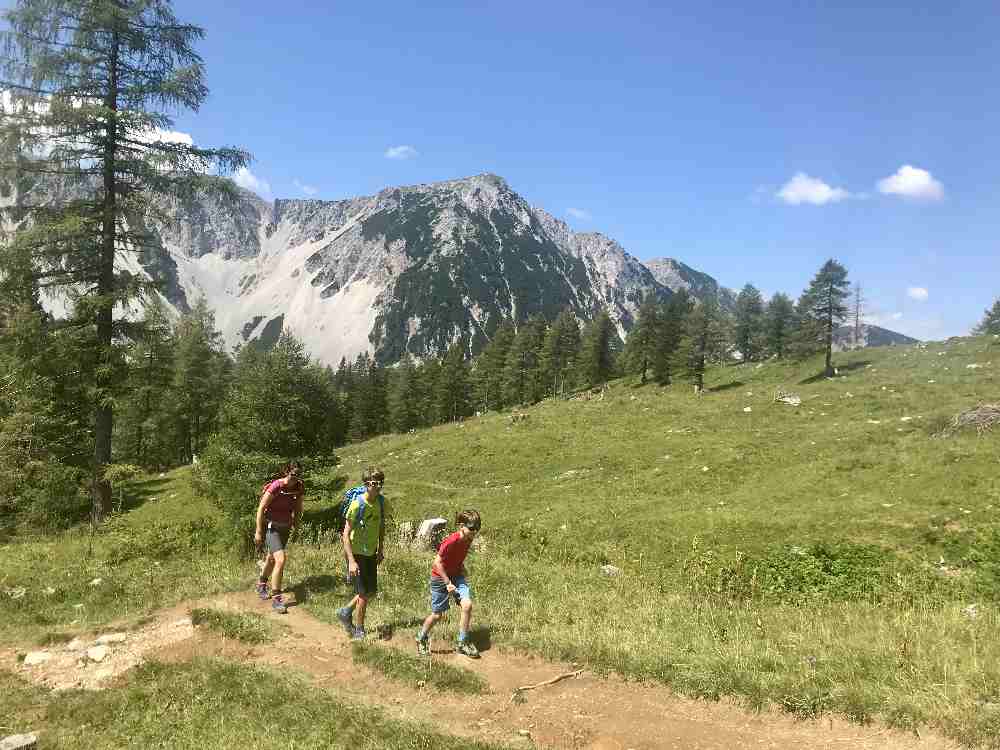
[{"xmin": 342, "ymin": 519, "xmax": 358, "ymax": 573}]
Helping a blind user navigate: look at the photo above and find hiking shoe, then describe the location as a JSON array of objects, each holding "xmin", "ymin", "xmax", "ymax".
[
  {"xmin": 271, "ymin": 595, "xmax": 288, "ymax": 614},
  {"xmin": 255, "ymin": 581, "xmax": 268, "ymax": 600},
  {"xmin": 457, "ymin": 640, "xmax": 480, "ymax": 658},
  {"xmin": 337, "ymin": 608, "xmax": 354, "ymax": 635},
  {"xmin": 416, "ymin": 636, "xmax": 430, "ymax": 656},
  {"xmin": 351, "ymin": 627, "xmax": 366, "ymax": 642}
]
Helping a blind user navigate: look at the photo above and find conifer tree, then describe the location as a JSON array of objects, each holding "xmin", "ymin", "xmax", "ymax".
[
  {"xmin": 673, "ymin": 297, "xmax": 727, "ymax": 392},
  {"xmin": 387, "ymin": 355, "xmax": 420, "ymax": 432},
  {"xmin": 474, "ymin": 322, "xmax": 514, "ymax": 412},
  {"xmin": 577, "ymin": 309, "xmax": 617, "ymax": 388},
  {"xmin": 503, "ymin": 317, "xmax": 546, "ymax": 406},
  {"xmin": 764, "ymin": 292, "xmax": 796, "ymax": 359},
  {"xmin": 539, "ymin": 309, "xmax": 580, "ymax": 397},
  {"xmin": 652, "ymin": 289, "xmax": 692, "ymax": 384},
  {"xmin": 622, "ymin": 296, "xmax": 659, "ymax": 384},
  {"xmin": 0, "ymin": 0, "xmax": 250, "ymax": 520},
  {"xmin": 798, "ymin": 259, "xmax": 850, "ymax": 376},
  {"xmin": 436, "ymin": 342, "xmax": 472, "ymax": 422},
  {"xmin": 733, "ymin": 284, "xmax": 765, "ymax": 362},
  {"xmin": 171, "ymin": 298, "xmax": 226, "ymax": 463},
  {"xmin": 117, "ymin": 296, "xmax": 174, "ymax": 466},
  {"xmin": 974, "ymin": 298, "xmax": 1000, "ymax": 336}
]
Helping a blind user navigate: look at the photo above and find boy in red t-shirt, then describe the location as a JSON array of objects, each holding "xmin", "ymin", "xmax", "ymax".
[{"xmin": 416, "ymin": 509, "xmax": 482, "ymax": 658}]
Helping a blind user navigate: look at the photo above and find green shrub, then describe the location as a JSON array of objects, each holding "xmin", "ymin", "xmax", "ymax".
[{"xmin": 0, "ymin": 459, "xmax": 90, "ymax": 533}]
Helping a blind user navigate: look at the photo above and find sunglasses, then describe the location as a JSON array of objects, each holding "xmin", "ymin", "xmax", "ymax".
[
  {"xmin": 466, "ymin": 525, "xmax": 480, "ymax": 533},
  {"xmin": 366, "ymin": 480, "xmax": 383, "ymax": 487}
]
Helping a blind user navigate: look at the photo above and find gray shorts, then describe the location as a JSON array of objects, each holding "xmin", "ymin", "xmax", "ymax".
[{"xmin": 266, "ymin": 524, "xmax": 291, "ymax": 553}]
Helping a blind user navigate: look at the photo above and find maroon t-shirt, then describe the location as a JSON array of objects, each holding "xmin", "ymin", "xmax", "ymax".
[
  {"xmin": 265, "ymin": 478, "xmax": 303, "ymax": 526},
  {"xmin": 432, "ymin": 531, "xmax": 473, "ymax": 579}
]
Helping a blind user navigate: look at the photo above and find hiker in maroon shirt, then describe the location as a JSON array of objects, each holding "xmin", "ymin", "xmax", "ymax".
[
  {"xmin": 254, "ymin": 462, "xmax": 304, "ymax": 613},
  {"xmin": 415, "ymin": 509, "xmax": 482, "ymax": 658}
]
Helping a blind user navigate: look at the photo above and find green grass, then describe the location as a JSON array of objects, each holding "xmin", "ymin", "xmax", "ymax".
[
  {"xmin": 3, "ymin": 337, "xmax": 1000, "ymax": 747},
  {"xmin": 351, "ymin": 641, "xmax": 489, "ymax": 695},
  {"xmin": 190, "ymin": 607, "xmax": 276, "ymax": 644},
  {"xmin": 0, "ymin": 659, "xmax": 508, "ymax": 749}
]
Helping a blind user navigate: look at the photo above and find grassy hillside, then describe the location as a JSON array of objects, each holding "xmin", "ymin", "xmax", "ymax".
[
  {"xmin": 325, "ymin": 335, "xmax": 999, "ymax": 746},
  {"xmin": 3, "ymin": 336, "xmax": 998, "ymax": 747}
]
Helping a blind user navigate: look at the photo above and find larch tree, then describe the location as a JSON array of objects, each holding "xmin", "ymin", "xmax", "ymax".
[
  {"xmin": 733, "ymin": 283, "xmax": 765, "ymax": 362},
  {"xmin": 799, "ymin": 259, "xmax": 850, "ymax": 376},
  {"xmin": 0, "ymin": 0, "xmax": 250, "ymax": 520}
]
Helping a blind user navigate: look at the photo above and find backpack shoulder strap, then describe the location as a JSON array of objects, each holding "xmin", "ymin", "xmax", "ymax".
[{"xmin": 354, "ymin": 492, "xmax": 368, "ymax": 526}]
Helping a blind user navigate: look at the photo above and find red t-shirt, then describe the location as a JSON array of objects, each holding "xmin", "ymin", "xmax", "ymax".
[
  {"xmin": 264, "ymin": 478, "xmax": 303, "ymax": 526},
  {"xmin": 432, "ymin": 531, "xmax": 473, "ymax": 579}
]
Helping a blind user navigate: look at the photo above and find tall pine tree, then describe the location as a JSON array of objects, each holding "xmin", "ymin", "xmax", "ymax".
[
  {"xmin": 733, "ymin": 284, "xmax": 765, "ymax": 362},
  {"xmin": 764, "ymin": 292, "xmax": 796, "ymax": 359},
  {"xmin": 577, "ymin": 310, "xmax": 617, "ymax": 388},
  {"xmin": 622, "ymin": 296, "xmax": 659, "ymax": 384},
  {"xmin": 798, "ymin": 259, "xmax": 850, "ymax": 376},
  {"xmin": 1, "ymin": 0, "xmax": 250, "ymax": 520}
]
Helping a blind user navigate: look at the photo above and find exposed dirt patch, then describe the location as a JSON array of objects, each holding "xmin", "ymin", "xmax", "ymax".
[{"xmin": 5, "ymin": 590, "xmax": 959, "ymax": 750}]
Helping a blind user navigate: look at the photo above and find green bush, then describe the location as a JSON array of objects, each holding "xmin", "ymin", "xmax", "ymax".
[{"xmin": 0, "ymin": 459, "xmax": 90, "ymax": 534}]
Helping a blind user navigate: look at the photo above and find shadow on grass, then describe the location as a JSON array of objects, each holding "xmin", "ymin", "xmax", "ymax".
[
  {"xmin": 706, "ymin": 380, "xmax": 745, "ymax": 393},
  {"xmin": 120, "ymin": 476, "xmax": 174, "ymax": 512},
  {"xmin": 289, "ymin": 574, "xmax": 343, "ymax": 606},
  {"xmin": 798, "ymin": 360, "xmax": 872, "ymax": 385},
  {"xmin": 376, "ymin": 616, "xmax": 428, "ymax": 641}
]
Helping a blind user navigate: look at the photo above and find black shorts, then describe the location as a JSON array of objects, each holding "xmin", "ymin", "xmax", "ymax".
[{"xmin": 351, "ymin": 554, "xmax": 378, "ymax": 596}]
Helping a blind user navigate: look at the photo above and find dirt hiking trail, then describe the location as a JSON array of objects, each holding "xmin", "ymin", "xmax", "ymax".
[{"xmin": 8, "ymin": 590, "xmax": 959, "ymax": 750}]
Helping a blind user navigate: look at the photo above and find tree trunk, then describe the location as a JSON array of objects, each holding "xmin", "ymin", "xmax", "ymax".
[{"xmin": 92, "ymin": 29, "xmax": 120, "ymax": 524}]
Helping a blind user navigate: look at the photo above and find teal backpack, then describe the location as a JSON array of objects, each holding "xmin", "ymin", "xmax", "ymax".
[{"xmin": 336, "ymin": 485, "xmax": 384, "ymax": 532}]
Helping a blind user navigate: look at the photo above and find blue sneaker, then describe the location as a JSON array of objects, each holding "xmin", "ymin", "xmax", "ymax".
[
  {"xmin": 255, "ymin": 581, "xmax": 268, "ymax": 600},
  {"xmin": 351, "ymin": 626, "xmax": 365, "ymax": 641},
  {"xmin": 337, "ymin": 608, "xmax": 354, "ymax": 635},
  {"xmin": 271, "ymin": 594, "xmax": 288, "ymax": 614}
]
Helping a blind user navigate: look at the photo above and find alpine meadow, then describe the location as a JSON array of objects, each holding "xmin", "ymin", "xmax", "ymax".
[{"xmin": 2, "ymin": 2, "xmax": 1000, "ymax": 750}]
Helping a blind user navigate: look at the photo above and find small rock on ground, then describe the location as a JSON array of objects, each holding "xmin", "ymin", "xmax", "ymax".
[
  {"xmin": 0, "ymin": 734, "xmax": 38, "ymax": 750},
  {"xmin": 22, "ymin": 652, "xmax": 50, "ymax": 667},
  {"xmin": 86, "ymin": 645, "xmax": 109, "ymax": 663}
]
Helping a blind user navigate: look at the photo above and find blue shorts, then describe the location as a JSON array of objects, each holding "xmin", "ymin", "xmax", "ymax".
[{"xmin": 430, "ymin": 575, "xmax": 471, "ymax": 614}]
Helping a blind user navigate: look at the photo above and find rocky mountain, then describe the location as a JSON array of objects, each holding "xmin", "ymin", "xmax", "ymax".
[
  {"xmin": 132, "ymin": 173, "xmax": 728, "ymax": 366},
  {"xmin": 644, "ymin": 257, "xmax": 737, "ymax": 310},
  {"xmin": 832, "ymin": 324, "xmax": 920, "ymax": 351}
]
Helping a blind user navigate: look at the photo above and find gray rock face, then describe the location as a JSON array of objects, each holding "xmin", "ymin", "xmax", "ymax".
[
  {"xmin": 832, "ymin": 324, "xmax": 920, "ymax": 351},
  {"xmin": 16, "ymin": 172, "xmax": 731, "ymax": 367}
]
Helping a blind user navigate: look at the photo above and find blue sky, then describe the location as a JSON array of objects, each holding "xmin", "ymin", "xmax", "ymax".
[{"xmin": 162, "ymin": 1, "xmax": 1000, "ymax": 339}]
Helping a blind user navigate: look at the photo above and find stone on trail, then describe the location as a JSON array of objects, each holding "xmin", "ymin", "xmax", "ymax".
[
  {"xmin": 0, "ymin": 734, "xmax": 38, "ymax": 750},
  {"xmin": 65, "ymin": 638, "xmax": 85, "ymax": 652},
  {"xmin": 600, "ymin": 564, "xmax": 621, "ymax": 577},
  {"xmin": 86, "ymin": 645, "xmax": 109, "ymax": 663},
  {"xmin": 96, "ymin": 633, "xmax": 127, "ymax": 645},
  {"xmin": 22, "ymin": 652, "xmax": 50, "ymax": 666}
]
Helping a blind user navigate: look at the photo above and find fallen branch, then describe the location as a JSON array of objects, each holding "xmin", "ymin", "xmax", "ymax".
[{"xmin": 510, "ymin": 669, "xmax": 584, "ymax": 702}]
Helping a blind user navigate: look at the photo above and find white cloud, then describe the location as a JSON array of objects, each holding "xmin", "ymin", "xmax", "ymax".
[
  {"xmin": 139, "ymin": 128, "xmax": 193, "ymax": 146},
  {"xmin": 907, "ymin": 286, "xmax": 929, "ymax": 302},
  {"xmin": 776, "ymin": 173, "xmax": 850, "ymax": 205},
  {"xmin": 566, "ymin": 207, "xmax": 592, "ymax": 221},
  {"xmin": 384, "ymin": 145, "xmax": 418, "ymax": 160},
  {"xmin": 233, "ymin": 167, "xmax": 272, "ymax": 200},
  {"xmin": 891, "ymin": 312, "xmax": 903, "ymax": 320},
  {"xmin": 877, "ymin": 165, "xmax": 944, "ymax": 201},
  {"xmin": 293, "ymin": 178, "xmax": 318, "ymax": 196}
]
